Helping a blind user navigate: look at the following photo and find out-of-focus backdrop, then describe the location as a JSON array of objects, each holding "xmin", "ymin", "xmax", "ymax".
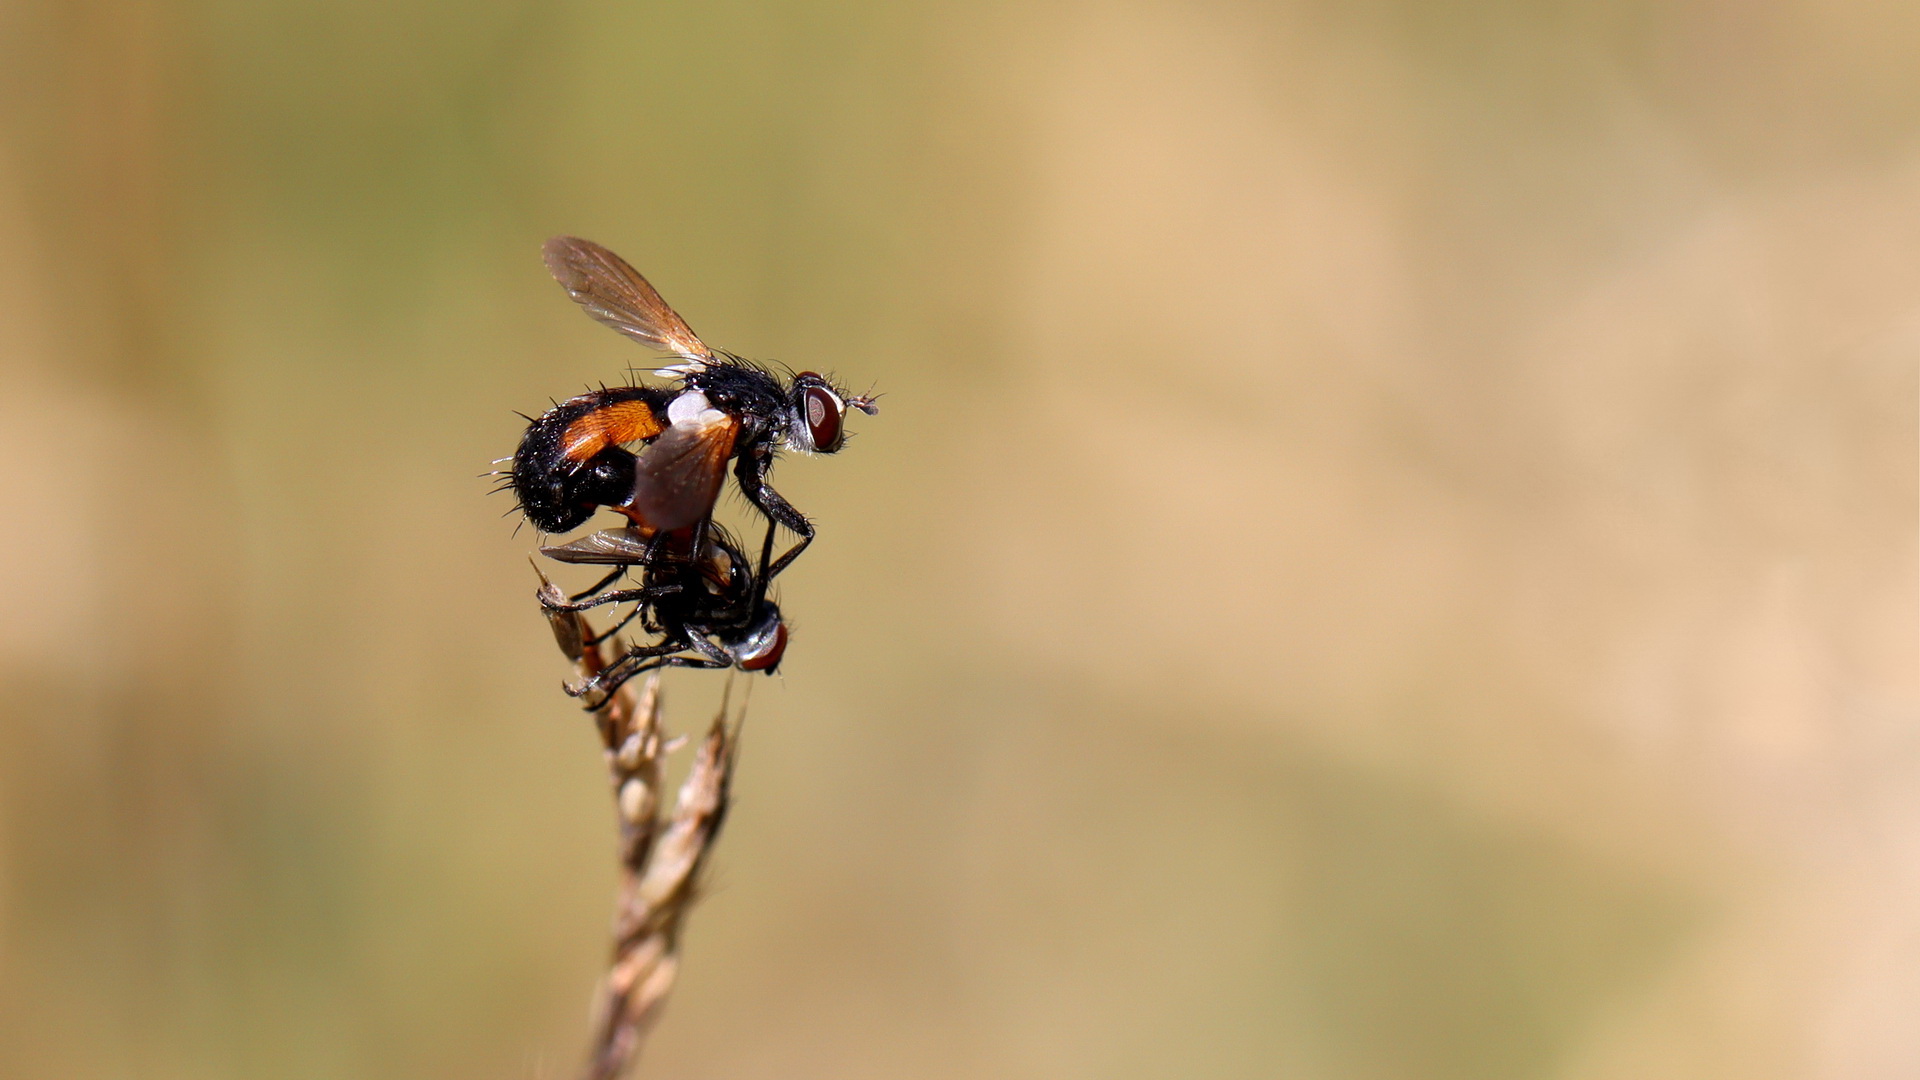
[{"xmin": 1, "ymin": 1, "xmax": 1915, "ymax": 1077}]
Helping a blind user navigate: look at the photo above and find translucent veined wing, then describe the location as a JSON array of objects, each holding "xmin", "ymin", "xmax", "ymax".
[
  {"xmin": 623, "ymin": 413, "xmax": 739, "ymax": 532},
  {"xmin": 539, "ymin": 528, "xmax": 657, "ymax": 566},
  {"xmin": 542, "ymin": 236, "xmax": 714, "ymax": 364}
]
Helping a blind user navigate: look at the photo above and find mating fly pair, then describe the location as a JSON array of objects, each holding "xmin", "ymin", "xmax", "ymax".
[
  {"xmin": 539, "ymin": 521, "xmax": 788, "ymax": 700},
  {"xmin": 505, "ymin": 236, "xmax": 877, "ymax": 697}
]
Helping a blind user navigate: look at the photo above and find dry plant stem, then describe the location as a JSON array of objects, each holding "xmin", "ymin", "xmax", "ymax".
[{"xmin": 542, "ymin": 573, "xmax": 737, "ymax": 1080}]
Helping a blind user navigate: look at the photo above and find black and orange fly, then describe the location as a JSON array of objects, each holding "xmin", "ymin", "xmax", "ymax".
[{"xmin": 506, "ymin": 237, "xmax": 877, "ymax": 584}]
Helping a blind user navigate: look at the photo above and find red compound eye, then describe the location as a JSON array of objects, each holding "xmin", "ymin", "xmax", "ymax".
[
  {"xmin": 802, "ymin": 385, "xmax": 841, "ymax": 451},
  {"xmin": 737, "ymin": 621, "xmax": 787, "ymax": 672}
]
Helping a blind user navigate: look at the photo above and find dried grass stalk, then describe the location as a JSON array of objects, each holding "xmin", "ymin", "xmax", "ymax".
[{"xmin": 541, "ymin": 573, "xmax": 737, "ymax": 1080}]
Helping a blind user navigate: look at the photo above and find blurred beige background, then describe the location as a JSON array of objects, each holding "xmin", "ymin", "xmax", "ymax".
[{"xmin": 0, "ymin": 0, "xmax": 1915, "ymax": 1077}]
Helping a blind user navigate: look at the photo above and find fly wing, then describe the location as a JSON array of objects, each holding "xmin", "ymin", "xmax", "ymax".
[
  {"xmin": 542, "ymin": 236, "xmax": 715, "ymax": 364},
  {"xmin": 624, "ymin": 413, "xmax": 739, "ymax": 532},
  {"xmin": 539, "ymin": 528, "xmax": 657, "ymax": 565}
]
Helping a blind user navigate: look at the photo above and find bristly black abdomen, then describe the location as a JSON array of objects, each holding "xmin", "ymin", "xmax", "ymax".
[{"xmin": 510, "ymin": 385, "xmax": 672, "ymax": 533}]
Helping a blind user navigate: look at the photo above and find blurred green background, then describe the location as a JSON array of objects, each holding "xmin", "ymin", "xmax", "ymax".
[{"xmin": 0, "ymin": 0, "xmax": 1915, "ymax": 1077}]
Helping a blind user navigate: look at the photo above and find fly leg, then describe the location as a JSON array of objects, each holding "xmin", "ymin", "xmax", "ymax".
[
  {"xmin": 733, "ymin": 448, "xmax": 814, "ymax": 582},
  {"xmin": 624, "ymin": 653, "xmax": 731, "ymax": 677},
  {"xmin": 748, "ymin": 516, "xmax": 779, "ymax": 613},
  {"xmin": 569, "ymin": 566, "xmax": 628, "ymax": 602},
  {"xmin": 539, "ymin": 582, "xmax": 680, "ymax": 615},
  {"xmin": 565, "ymin": 635, "xmax": 692, "ymax": 702},
  {"xmin": 583, "ymin": 604, "xmax": 646, "ymax": 648},
  {"xmin": 606, "ymin": 632, "xmax": 734, "ymax": 685},
  {"xmin": 567, "ymin": 627, "xmax": 734, "ymax": 704}
]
